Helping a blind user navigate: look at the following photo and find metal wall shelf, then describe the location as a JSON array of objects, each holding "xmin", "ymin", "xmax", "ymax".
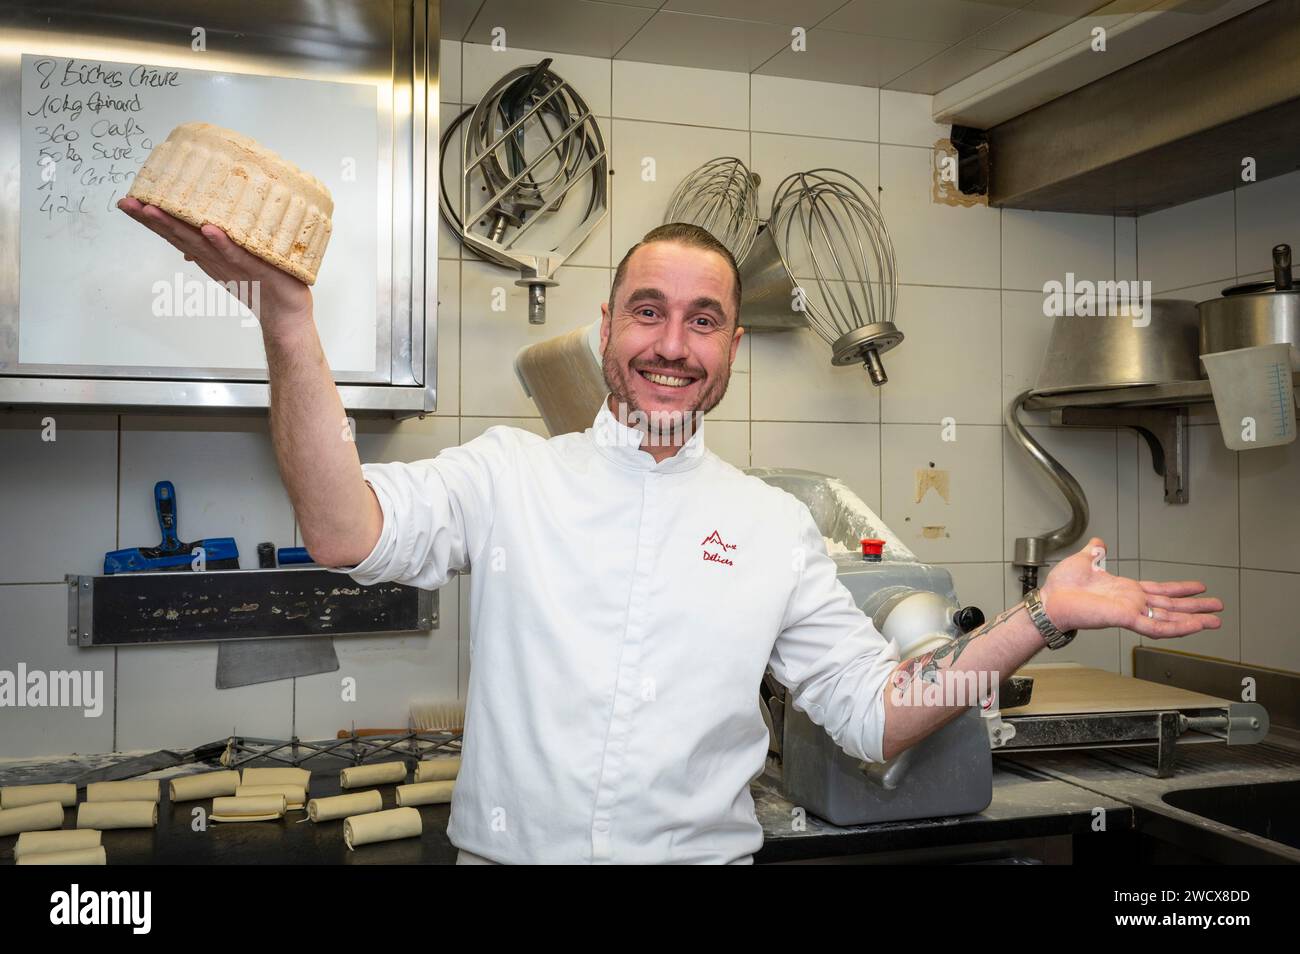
[{"xmin": 1023, "ymin": 373, "xmax": 1300, "ymax": 503}]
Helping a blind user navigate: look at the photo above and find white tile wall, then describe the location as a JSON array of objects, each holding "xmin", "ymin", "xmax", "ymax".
[
  {"xmin": 116, "ymin": 642, "xmax": 293, "ymax": 750},
  {"xmin": 433, "ymin": 261, "xmax": 461, "ymax": 416},
  {"xmin": 5, "ymin": 41, "xmax": 1297, "ymax": 760},
  {"xmin": 879, "ymin": 90, "xmax": 946, "ymax": 148},
  {"xmin": 751, "ymin": 328, "xmax": 880, "ymax": 423},
  {"xmin": 1241, "ymin": 569, "xmax": 1300, "ymax": 673},
  {"xmin": 1234, "ymin": 169, "xmax": 1300, "ymax": 273},
  {"xmin": 1000, "ymin": 288, "xmax": 1056, "ymax": 425},
  {"xmin": 0, "ymin": 413, "xmax": 118, "ymax": 584},
  {"xmin": 612, "ymin": 60, "xmax": 747, "ymax": 128},
  {"xmin": 881, "ymin": 423, "xmax": 1003, "ymax": 564},
  {"xmin": 1136, "ymin": 190, "xmax": 1236, "ymax": 294},
  {"xmin": 1135, "ymin": 173, "xmax": 1300, "ymax": 676},
  {"xmin": 1238, "ymin": 434, "xmax": 1300, "ymax": 574},
  {"xmin": 705, "ymin": 419, "xmax": 751, "ymax": 472},
  {"xmin": 1137, "ymin": 424, "xmax": 1238, "ymax": 567},
  {"xmin": 1115, "ymin": 216, "xmax": 1137, "ymax": 283},
  {"xmin": 0, "ymin": 585, "xmax": 115, "ymax": 758},
  {"xmin": 752, "ymin": 421, "xmax": 881, "ymax": 510},
  {"xmin": 750, "ymin": 74, "xmax": 878, "ymax": 141},
  {"xmin": 1001, "ymin": 209, "xmax": 1114, "ymax": 293},
  {"xmin": 439, "ymin": 39, "xmax": 462, "ymax": 104},
  {"xmin": 879, "ymin": 144, "xmax": 1001, "ymax": 289},
  {"xmin": 881, "ymin": 284, "xmax": 1001, "ymax": 425}
]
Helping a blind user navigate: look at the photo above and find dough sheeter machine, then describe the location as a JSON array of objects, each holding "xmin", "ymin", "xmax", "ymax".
[{"xmin": 750, "ymin": 469, "xmax": 1270, "ymax": 827}]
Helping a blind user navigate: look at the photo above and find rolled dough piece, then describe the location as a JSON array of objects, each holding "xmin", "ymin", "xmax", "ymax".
[
  {"xmin": 77, "ymin": 800, "xmax": 157, "ymax": 830},
  {"xmin": 15, "ymin": 828, "xmax": 102, "ymax": 859},
  {"xmin": 340, "ymin": 762, "xmax": 407, "ymax": 789},
  {"xmin": 343, "ymin": 806, "xmax": 421, "ymax": 849},
  {"xmin": 396, "ymin": 780, "xmax": 454, "ymax": 807},
  {"xmin": 169, "ymin": 771, "xmax": 241, "ymax": 802},
  {"xmin": 0, "ymin": 801, "xmax": 66, "ymax": 837},
  {"xmin": 210, "ymin": 794, "xmax": 286, "ymax": 822},
  {"xmin": 241, "ymin": 767, "xmax": 311, "ymax": 790},
  {"xmin": 0, "ymin": 783, "xmax": 77, "ymax": 809},
  {"xmin": 236, "ymin": 784, "xmax": 306, "ymax": 810},
  {"xmin": 414, "ymin": 758, "xmax": 460, "ymax": 783},
  {"xmin": 86, "ymin": 780, "xmax": 159, "ymax": 803},
  {"xmin": 17, "ymin": 846, "xmax": 107, "ymax": 866},
  {"xmin": 307, "ymin": 790, "xmax": 382, "ymax": 823}
]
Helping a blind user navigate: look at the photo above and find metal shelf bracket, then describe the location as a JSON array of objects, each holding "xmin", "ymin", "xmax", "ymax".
[{"xmin": 1051, "ymin": 405, "xmax": 1189, "ymax": 504}]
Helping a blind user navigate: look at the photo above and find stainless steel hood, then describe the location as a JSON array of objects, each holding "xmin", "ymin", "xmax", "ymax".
[{"xmin": 978, "ymin": 0, "xmax": 1300, "ymax": 215}]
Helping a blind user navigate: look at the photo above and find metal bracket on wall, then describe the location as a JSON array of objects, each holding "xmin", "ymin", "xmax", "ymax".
[
  {"xmin": 66, "ymin": 568, "xmax": 436, "ymax": 648},
  {"xmin": 1050, "ymin": 405, "xmax": 1189, "ymax": 504},
  {"xmin": 949, "ymin": 124, "xmax": 989, "ymax": 196}
]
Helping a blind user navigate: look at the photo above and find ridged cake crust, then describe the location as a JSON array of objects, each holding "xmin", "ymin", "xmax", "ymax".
[{"xmin": 127, "ymin": 122, "xmax": 334, "ymax": 285}]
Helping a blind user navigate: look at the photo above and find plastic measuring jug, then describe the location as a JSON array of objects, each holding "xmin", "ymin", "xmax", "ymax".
[{"xmin": 1200, "ymin": 343, "xmax": 1297, "ymax": 450}]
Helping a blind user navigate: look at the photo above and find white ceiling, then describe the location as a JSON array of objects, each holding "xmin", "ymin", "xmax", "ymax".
[{"xmin": 440, "ymin": 0, "xmax": 1114, "ymax": 93}]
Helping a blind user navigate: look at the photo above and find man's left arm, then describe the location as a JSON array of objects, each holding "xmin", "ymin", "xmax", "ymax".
[{"xmin": 879, "ymin": 536, "xmax": 1224, "ymax": 761}]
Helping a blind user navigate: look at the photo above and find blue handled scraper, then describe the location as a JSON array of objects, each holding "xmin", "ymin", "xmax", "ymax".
[{"xmin": 103, "ymin": 480, "xmax": 240, "ymax": 574}]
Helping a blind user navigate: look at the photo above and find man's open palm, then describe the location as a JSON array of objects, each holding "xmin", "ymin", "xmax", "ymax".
[{"xmin": 1042, "ymin": 537, "xmax": 1223, "ymax": 639}]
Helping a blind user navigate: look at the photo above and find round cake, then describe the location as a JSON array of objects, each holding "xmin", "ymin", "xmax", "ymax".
[{"xmin": 127, "ymin": 122, "xmax": 334, "ymax": 285}]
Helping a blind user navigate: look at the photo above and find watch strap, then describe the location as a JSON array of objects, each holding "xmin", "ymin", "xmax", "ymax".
[{"xmin": 1025, "ymin": 587, "xmax": 1077, "ymax": 650}]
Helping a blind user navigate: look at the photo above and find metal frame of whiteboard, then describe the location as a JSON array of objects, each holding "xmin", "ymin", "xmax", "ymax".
[{"xmin": 0, "ymin": 0, "xmax": 439, "ymax": 417}]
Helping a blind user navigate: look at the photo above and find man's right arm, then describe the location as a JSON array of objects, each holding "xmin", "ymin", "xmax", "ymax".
[
  {"xmin": 118, "ymin": 197, "xmax": 507, "ymax": 584},
  {"xmin": 262, "ymin": 314, "xmax": 380, "ymax": 568},
  {"xmin": 117, "ymin": 197, "xmax": 378, "ymax": 568}
]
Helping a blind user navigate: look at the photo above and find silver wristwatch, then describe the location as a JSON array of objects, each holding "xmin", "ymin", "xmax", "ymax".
[{"xmin": 1025, "ymin": 587, "xmax": 1077, "ymax": 650}]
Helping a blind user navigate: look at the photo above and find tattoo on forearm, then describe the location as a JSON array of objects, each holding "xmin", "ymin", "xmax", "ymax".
[{"xmin": 889, "ymin": 601, "xmax": 1027, "ymax": 694}]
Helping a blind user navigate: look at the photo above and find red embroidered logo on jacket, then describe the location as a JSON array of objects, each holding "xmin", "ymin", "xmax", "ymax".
[{"xmin": 701, "ymin": 530, "xmax": 737, "ymax": 567}]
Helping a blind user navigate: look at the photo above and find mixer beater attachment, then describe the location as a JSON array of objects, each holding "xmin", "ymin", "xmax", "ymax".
[
  {"xmin": 744, "ymin": 167, "xmax": 903, "ymax": 383},
  {"xmin": 439, "ymin": 59, "xmax": 608, "ymax": 323},
  {"xmin": 662, "ymin": 157, "xmax": 761, "ymax": 265}
]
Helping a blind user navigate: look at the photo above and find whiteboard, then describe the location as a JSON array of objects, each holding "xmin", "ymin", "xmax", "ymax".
[{"xmin": 18, "ymin": 53, "xmax": 379, "ymax": 375}]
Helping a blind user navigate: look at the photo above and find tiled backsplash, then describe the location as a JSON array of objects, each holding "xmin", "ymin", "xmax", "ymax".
[{"xmin": 1, "ymin": 41, "xmax": 1296, "ymax": 758}]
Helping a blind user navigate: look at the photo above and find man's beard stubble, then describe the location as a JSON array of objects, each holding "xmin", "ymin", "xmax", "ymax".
[{"xmin": 601, "ymin": 348, "xmax": 730, "ymax": 438}]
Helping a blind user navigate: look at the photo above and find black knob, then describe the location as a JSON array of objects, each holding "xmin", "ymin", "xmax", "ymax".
[
  {"xmin": 256, "ymin": 542, "xmax": 276, "ymax": 569},
  {"xmin": 954, "ymin": 605, "xmax": 985, "ymax": 634},
  {"xmin": 1273, "ymin": 244, "xmax": 1293, "ymax": 291}
]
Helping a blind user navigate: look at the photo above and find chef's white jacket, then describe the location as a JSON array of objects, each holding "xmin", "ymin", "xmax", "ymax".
[{"xmin": 326, "ymin": 397, "xmax": 899, "ymax": 864}]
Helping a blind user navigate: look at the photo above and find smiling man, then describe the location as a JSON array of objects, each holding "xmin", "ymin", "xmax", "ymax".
[
  {"xmin": 598, "ymin": 224, "xmax": 743, "ymax": 460},
  {"xmin": 119, "ymin": 203, "xmax": 1224, "ymax": 865}
]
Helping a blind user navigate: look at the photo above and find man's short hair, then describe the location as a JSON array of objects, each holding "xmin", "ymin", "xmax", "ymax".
[{"xmin": 609, "ymin": 222, "xmax": 742, "ymax": 327}]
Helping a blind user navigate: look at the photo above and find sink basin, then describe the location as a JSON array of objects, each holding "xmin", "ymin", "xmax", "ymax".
[{"xmin": 1162, "ymin": 780, "xmax": 1300, "ymax": 850}]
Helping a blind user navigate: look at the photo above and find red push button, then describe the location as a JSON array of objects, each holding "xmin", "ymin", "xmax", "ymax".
[{"xmin": 860, "ymin": 538, "xmax": 885, "ymax": 562}]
